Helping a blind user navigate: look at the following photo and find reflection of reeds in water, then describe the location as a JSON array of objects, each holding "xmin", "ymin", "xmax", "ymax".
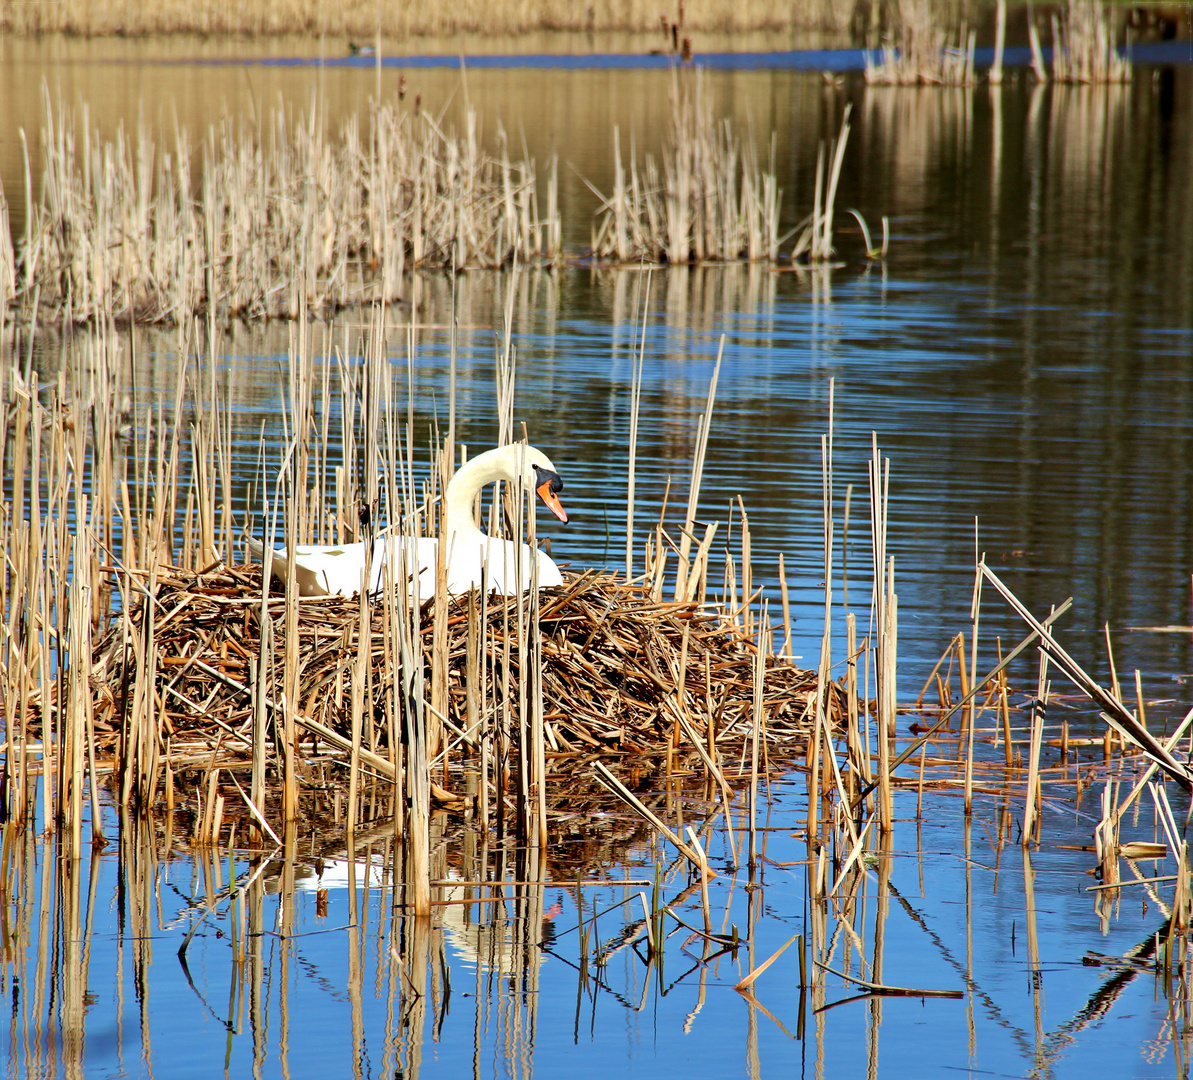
[
  {"xmin": 8, "ymin": 90, "xmax": 559, "ymax": 325},
  {"xmin": 863, "ymin": 0, "xmax": 976, "ymax": 86}
]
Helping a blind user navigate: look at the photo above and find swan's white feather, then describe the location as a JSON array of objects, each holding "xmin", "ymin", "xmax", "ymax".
[{"xmin": 247, "ymin": 445, "xmax": 566, "ymax": 598}]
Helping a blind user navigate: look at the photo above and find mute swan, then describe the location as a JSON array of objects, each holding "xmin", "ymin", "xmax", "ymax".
[{"xmin": 246, "ymin": 444, "xmax": 568, "ymax": 600}]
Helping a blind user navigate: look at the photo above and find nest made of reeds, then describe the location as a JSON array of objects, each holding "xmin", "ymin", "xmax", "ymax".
[{"xmin": 83, "ymin": 564, "xmax": 837, "ymax": 805}]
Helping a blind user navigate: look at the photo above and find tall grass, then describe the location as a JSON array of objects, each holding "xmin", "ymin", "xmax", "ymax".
[
  {"xmin": 0, "ymin": 0, "xmax": 856, "ymax": 37},
  {"xmin": 590, "ymin": 70, "xmax": 784, "ymax": 265},
  {"xmin": 863, "ymin": 0, "xmax": 976, "ymax": 86},
  {"xmin": 8, "ymin": 91, "xmax": 560, "ymax": 325}
]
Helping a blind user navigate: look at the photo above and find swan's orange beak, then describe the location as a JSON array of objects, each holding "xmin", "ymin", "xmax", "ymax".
[{"xmin": 536, "ymin": 480, "xmax": 568, "ymax": 523}]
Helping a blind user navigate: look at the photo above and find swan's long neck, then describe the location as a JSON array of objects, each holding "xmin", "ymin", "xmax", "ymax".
[{"xmin": 443, "ymin": 448, "xmax": 519, "ymax": 539}]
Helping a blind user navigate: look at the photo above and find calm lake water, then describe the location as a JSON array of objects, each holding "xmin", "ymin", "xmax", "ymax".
[{"xmin": 5, "ymin": 33, "xmax": 1193, "ymax": 1079}]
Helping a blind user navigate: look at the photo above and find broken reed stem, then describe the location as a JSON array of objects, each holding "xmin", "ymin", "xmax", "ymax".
[{"xmin": 982, "ymin": 562, "xmax": 1193, "ymax": 789}]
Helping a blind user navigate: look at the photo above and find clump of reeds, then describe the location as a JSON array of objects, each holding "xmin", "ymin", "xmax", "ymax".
[
  {"xmin": 863, "ymin": 0, "xmax": 976, "ymax": 86},
  {"xmin": 589, "ymin": 70, "xmax": 783, "ymax": 265},
  {"xmin": 589, "ymin": 71, "xmax": 880, "ymax": 266},
  {"xmin": 1048, "ymin": 0, "xmax": 1132, "ymax": 84},
  {"xmin": 10, "ymin": 90, "xmax": 560, "ymax": 326}
]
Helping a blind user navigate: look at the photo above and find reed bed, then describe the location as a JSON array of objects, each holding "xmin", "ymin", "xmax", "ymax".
[
  {"xmin": 863, "ymin": 0, "xmax": 977, "ymax": 86},
  {"xmin": 6, "ymin": 279, "xmax": 1193, "ymax": 990},
  {"xmin": 1048, "ymin": 0, "xmax": 1133, "ymax": 84},
  {"xmin": 6, "ymin": 92, "xmax": 560, "ymax": 325},
  {"xmin": 0, "ymin": 0, "xmax": 856, "ymax": 37},
  {"xmin": 589, "ymin": 71, "xmax": 882, "ymax": 267},
  {"xmin": 0, "ymin": 295, "xmax": 850, "ymax": 917},
  {"xmin": 10, "ymin": 311, "xmax": 1193, "ymax": 1070}
]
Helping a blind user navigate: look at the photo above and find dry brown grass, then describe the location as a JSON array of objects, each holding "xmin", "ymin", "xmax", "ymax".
[
  {"xmin": 864, "ymin": 0, "xmax": 976, "ymax": 86},
  {"xmin": 590, "ymin": 70, "xmax": 783, "ymax": 265},
  {"xmin": 8, "ymin": 92, "xmax": 560, "ymax": 324},
  {"xmin": 1, "ymin": 0, "xmax": 855, "ymax": 38}
]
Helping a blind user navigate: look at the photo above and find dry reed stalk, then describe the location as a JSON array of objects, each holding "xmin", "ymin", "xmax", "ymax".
[
  {"xmin": 964, "ymin": 549, "xmax": 983, "ymax": 815},
  {"xmin": 868, "ymin": 435, "xmax": 895, "ymax": 832},
  {"xmin": 1022, "ymin": 641, "xmax": 1049, "ymax": 844},
  {"xmin": 0, "ymin": 181, "xmax": 14, "ymax": 320},
  {"xmin": 790, "ymin": 106, "xmax": 854, "ymax": 265},
  {"xmin": 675, "ymin": 336, "xmax": 723, "ymax": 601},
  {"xmin": 989, "ymin": 0, "xmax": 1007, "ymax": 85},
  {"xmin": 625, "ymin": 274, "xmax": 649, "ymax": 581},
  {"xmin": 1027, "ymin": 6, "xmax": 1049, "ymax": 82}
]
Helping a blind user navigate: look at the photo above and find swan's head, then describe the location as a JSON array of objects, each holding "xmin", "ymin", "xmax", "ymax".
[
  {"xmin": 482, "ymin": 444, "xmax": 568, "ymax": 524},
  {"xmin": 522, "ymin": 446, "xmax": 569, "ymax": 524}
]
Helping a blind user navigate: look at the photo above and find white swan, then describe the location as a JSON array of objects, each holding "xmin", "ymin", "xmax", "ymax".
[{"xmin": 246, "ymin": 444, "xmax": 569, "ymax": 599}]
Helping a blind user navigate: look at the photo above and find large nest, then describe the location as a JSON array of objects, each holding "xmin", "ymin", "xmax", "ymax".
[{"xmin": 86, "ymin": 564, "xmax": 838, "ymax": 806}]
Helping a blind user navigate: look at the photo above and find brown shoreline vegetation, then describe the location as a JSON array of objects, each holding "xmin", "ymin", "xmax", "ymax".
[
  {"xmin": 0, "ymin": 73, "xmax": 871, "ymax": 327},
  {"xmin": 2, "ymin": 93, "xmax": 561, "ymax": 325},
  {"xmin": 0, "ymin": 0, "xmax": 856, "ymax": 38}
]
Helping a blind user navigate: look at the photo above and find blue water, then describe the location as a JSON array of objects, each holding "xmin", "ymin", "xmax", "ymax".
[
  {"xmin": 186, "ymin": 41, "xmax": 1193, "ymax": 71},
  {"xmin": 5, "ymin": 779, "xmax": 1187, "ymax": 1079}
]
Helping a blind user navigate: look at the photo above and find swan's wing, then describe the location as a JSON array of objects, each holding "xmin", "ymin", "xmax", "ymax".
[
  {"xmin": 244, "ymin": 536, "xmax": 301, "ymax": 592},
  {"xmin": 245, "ymin": 536, "xmax": 347, "ymax": 596},
  {"xmin": 535, "ymin": 549, "xmax": 564, "ymax": 588},
  {"xmin": 468, "ymin": 539, "xmax": 562, "ymax": 595},
  {"xmin": 376, "ymin": 535, "xmax": 438, "ymax": 600}
]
